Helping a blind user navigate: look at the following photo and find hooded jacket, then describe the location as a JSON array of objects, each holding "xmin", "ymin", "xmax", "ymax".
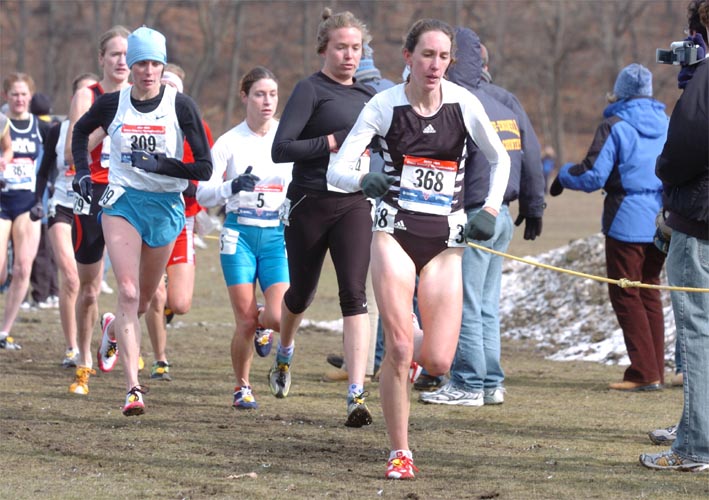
[
  {"xmin": 448, "ymin": 28, "xmax": 545, "ymax": 217},
  {"xmin": 559, "ymin": 97, "xmax": 668, "ymax": 242}
]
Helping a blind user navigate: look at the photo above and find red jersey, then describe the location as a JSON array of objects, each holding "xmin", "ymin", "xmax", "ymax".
[{"xmin": 183, "ymin": 119, "xmax": 214, "ymax": 217}]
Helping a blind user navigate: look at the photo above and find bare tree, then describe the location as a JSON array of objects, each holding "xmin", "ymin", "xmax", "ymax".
[
  {"xmin": 189, "ymin": 0, "xmax": 232, "ymax": 102},
  {"xmin": 223, "ymin": 1, "xmax": 245, "ymax": 131}
]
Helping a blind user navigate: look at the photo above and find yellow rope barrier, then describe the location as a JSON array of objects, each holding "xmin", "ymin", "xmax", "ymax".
[
  {"xmin": 204, "ymin": 233, "xmax": 708, "ymax": 293},
  {"xmin": 466, "ymin": 241, "xmax": 709, "ymax": 293}
]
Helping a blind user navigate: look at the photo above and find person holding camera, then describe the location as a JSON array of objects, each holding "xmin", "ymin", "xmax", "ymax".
[
  {"xmin": 550, "ymin": 64, "xmax": 668, "ymax": 392},
  {"xmin": 640, "ymin": 0, "xmax": 709, "ymax": 473}
]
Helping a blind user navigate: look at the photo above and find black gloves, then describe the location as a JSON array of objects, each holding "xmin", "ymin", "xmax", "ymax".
[
  {"xmin": 72, "ymin": 174, "xmax": 93, "ymax": 202},
  {"xmin": 182, "ymin": 182, "xmax": 197, "ymax": 199},
  {"xmin": 231, "ymin": 166, "xmax": 260, "ymax": 194},
  {"xmin": 514, "ymin": 214, "xmax": 543, "ymax": 241},
  {"xmin": 29, "ymin": 201, "xmax": 44, "ymax": 222},
  {"xmin": 678, "ymin": 33, "xmax": 707, "ymax": 89},
  {"xmin": 549, "ymin": 175, "xmax": 564, "ymax": 196},
  {"xmin": 465, "ymin": 210, "xmax": 497, "ymax": 241},
  {"xmin": 131, "ymin": 149, "xmax": 164, "ymax": 173},
  {"xmin": 360, "ymin": 172, "xmax": 396, "ymax": 198}
]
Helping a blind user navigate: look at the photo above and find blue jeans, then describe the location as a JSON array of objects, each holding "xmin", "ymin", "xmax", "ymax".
[
  {"xmin": 450, "ymin": 205, "xmax": 513, "ymax": 391},
  {"xmin": 668, "ymin": 231, "xmax": 709, "ymax": 463}
]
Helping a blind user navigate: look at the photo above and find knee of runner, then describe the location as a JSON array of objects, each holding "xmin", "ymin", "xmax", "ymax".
[
  {"xmin": 283, "ymin": 290, "xmax": 311, "ymax": 316},
  {"xmin": 168, "ymin": 297, "xmax": 192, "ymax": 316},
  {"xmin": 417, "ymin": 353, "xmax": 450, "ymax": 377},
  {"xmin": 384, "ymin": 341, "xmax": 415, "ymax": 370}
]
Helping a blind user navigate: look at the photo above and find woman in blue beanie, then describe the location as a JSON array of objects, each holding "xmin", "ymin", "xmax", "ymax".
[
  {"xmin": 71, "ymin": 26, "xmax": 213, "ymax": 416},
  {"xmin": 550, "ymin": 63, "xmax": 669, "ymax": 392}
]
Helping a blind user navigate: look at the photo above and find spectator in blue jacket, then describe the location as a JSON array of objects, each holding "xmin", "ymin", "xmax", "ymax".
[
  {"xmin": 550, "ymin": 63, "xmax": 669, "ymax": 392},
  {"xmin": 419, "ymin": 27, "xmax": 545, "ymax": 407}
]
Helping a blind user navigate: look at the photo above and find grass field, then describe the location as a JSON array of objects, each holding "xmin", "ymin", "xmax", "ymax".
[{"xmin": 3, "ymin": 191, "xmax": 706, "ymax": 499}]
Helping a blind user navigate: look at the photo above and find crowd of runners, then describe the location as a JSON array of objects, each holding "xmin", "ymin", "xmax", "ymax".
[{"xmin": 1, "ymin": 1, "xmax": 707, "ymax": 479}]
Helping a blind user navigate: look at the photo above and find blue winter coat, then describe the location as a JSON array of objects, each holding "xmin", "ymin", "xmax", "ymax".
[{"xmin": 558, "ymin": 97, "xmax": 668, "ymax": 243}]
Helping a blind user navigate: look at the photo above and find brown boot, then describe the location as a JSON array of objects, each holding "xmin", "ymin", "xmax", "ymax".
[{"xmin": 608, "ymin": 380, "xmax": 662, "ymax": 392}]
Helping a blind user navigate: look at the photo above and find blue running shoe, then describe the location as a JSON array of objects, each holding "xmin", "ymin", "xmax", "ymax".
[{"xmin": 233, "ymin": 386, "xmax": 258, "ymax": 409}]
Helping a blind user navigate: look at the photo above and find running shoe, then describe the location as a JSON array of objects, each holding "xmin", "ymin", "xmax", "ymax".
[
  {"xmin": 150, "ymin": 361, "xmax": 172, "ymax": 381},
  {"xmin": 268, "ymin": 359, "xmax": 291, "ymax": 398},
  {"xmin": 0, "ymin": 334, "xmax": 21, "ymax": 350},
  {"xmin": 164, "ymin": 306, "xmax": 175, "ymax": 325},
  {"xmin": 345, "ymin": 391, "xmax": 373, "ymax": 428},
  {"xmin": 648, "ymin": 424, "xmax": 677, "ymax": 445},
  {"xmin": 409, "ymin": 361, "xmax": 423, "ymax": 384},
  {"xmin": 62, "ymin": 348, "xmax": 79, "ymax": 368},
  {"xmin": 123, "ymin": 385, "xmax": 148, "ymax": 416},
  {"xmin": 232, "ymin": 386, "xmax": 258, "ymax": 409},
  {"xmin": 254, "ymin": 327, "xmax": 274, "ymax": 358},
  {"xmin": 419, "ymin": 382, "xmax": 484, "ymax": 406},
  {"xmin": 484, "ymin": 387, "xmax": 506, "ymax": 405},
  {"xmin": 97, "ymin": 312, "xmax": 118, "ymax": 372},
  {"xmin": 639, "ymin": 449, "xmax": 709, "ymax": 472},
  {"xmin": 68, "ymin": 366, "xmax": 96, "ymax": 395},
  {"xmin": 385, "ymin": 451, "xmax": 419, "ymax": 480}
]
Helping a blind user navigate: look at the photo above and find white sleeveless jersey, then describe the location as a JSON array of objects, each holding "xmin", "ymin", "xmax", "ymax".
[
  {"xmin": 106, "ymin": 85, "xmax": 186, "ymax": 192},
  {"xmin": 198, "ymin": 120, "xmax": 292, "ymax": 227},
  {"xmin": 51, "ymin": 120, "xmax": 75, "ymax": 208}
]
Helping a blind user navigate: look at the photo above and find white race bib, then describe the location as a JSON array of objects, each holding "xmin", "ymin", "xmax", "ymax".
[
  {"xmin": 219, "ymin": 227, "xmax": 239, "ymax": 255},
  {"xmin": 3, "ymin": 157, "xmax": 36, "ymax": 190},
  {"xmin": 372, "ymin": 201, "xmax": 398, "ymax": 234},
  {"xmin": 398, "ymin": 155, "xmax": 457, "ymax": 215},
  {"xmin": 98, "ymin": 184, "xmax": 126, "ymax": 209},
  {"xmin": 120, "ymin": 124, "xmax": 167, "ymax": 167},
  {"xmin": 238, "ymin": 184, "xmax": 285, "ymax": 227}
]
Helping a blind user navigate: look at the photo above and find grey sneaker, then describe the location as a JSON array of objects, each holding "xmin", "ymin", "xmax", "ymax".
[
  {"xmin": 640, "ymin": 449, "xmax": 709, "ymax": 472},
  {"xmin": 62, "ymin": 348, "xmax": 79, "ymax": 368},
  {"xmin": 484, "ymin": 387, "xmax": 505, "ymax": 405},
  {"xmin": 268, "ymin": 359, "xmax": 291, "ymax": 398},
  {"xmin": 345, "ymin": 391, "xmax": 373, "ymax": 428},
  {"xmin": 648, "ymin": 424, "xmax": 677, "ymax": 445},
  {"xmin": 419, "ymin": 382, "xmax": 483, "ymax": 406}
]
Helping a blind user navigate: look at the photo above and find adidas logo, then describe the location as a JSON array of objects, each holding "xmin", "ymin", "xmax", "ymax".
[
  {"xmin": 394, "ymin": 220, "xmax": 408, "ymax": 231},
  {"xmin": 422, "ymin": 124, "xmax": 436, "ymax": 134}
]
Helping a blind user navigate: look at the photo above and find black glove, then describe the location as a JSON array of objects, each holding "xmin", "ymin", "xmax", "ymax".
[
  {"xmin": 231, "ymin": 166, "xmax": 260, "ymax": 194},
  {"xmin": 360, "ymin": 172, "xmax": 396, "ymax": 198},
  {"xmin": 182, "ymin": 182, "xmax": 197, "ymax": 198},
  {"xmin": 678, "ymin": 33, "xmax": 707, "ymax": 89},
  {"xmin": 29, "ymin": 201, "xmax": 44, "ymax": 222},
  {"xmin": 465, "ymin": 210, "xmax": 497, "ymax": 241},
  {"xmin": 514, "ymin": 214, "xmax": 543, "ymax": 241},
  {"xmin": 131, "ymin": 149, "xmax": 165, "ymax": 173},
  {"xmin": 549, "ymin": 175, "xmax": 564, "ymax": 196},
  {"xmin": 0, "ymin": 178, "xmax": 6, "ymax": 190},
  {"xmin": 72, "ymin": 174, "xmax": 93, "ymax": 202}
]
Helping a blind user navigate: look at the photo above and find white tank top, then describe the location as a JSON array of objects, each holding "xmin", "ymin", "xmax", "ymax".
[{"xmin": 106, "ymin": 85, "xmax": 186, "ymax": 193}]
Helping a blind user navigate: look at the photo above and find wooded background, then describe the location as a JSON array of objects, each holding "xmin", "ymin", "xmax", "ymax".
[{"xmin": 0, "ymin": 0, "xmax": 690, "ymax": 164}]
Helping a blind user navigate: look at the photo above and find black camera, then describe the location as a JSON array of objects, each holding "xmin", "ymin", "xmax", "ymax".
[{"xmin": 656, "ymin": 41, "xmax": 700, "ymax": 65}]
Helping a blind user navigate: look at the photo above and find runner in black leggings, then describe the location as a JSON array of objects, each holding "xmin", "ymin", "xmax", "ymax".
[{"xmin": 270, "ymin": 7, "xmax": 375, "ymax": 428}]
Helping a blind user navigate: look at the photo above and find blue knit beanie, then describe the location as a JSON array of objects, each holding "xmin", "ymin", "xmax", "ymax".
[
  {"xmin": 613, "ymin": 63, "xmax": 652, "ymax": 100},
  {"xmin": 355, "ymin": 43, "xmax": 382, "ymax": 82},
  {"xmin": 127, "ymin": 27, "xmax": 167, "ymax": 68}
]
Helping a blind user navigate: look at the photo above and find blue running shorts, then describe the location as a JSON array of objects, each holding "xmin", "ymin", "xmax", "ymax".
[
  {"xmin": 101, "ymin": 186, "xmax": 185, "ymax": 248},
  {"xmin": 220, "ymin": 212, "xmax": 289, "ymax": 290}
]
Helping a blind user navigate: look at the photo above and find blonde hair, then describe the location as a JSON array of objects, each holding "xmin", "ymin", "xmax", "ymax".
[
  {"xmin": 3, "ymin": 72, "xmax": 36, "ymax": 95},
  {"xmin": 315, "ymin": 7, "xmax": 371, "ymax": 54},
  {"xmin": 165, "ymin": 63, "xmax": 186, "ymax": 80},
  {"xmin": 98, "ymin": 25, "xmax": 130, "ymax": 56}
]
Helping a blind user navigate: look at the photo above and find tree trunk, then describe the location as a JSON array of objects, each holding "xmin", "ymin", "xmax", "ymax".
[{"xmin": 223, "ymin": 1, "xmax": 244, "ymax": 132}]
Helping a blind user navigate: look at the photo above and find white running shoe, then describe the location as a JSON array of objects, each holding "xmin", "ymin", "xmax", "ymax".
[
  {"xmin": 419, "ymin": 382, "xmax": 484, "ymax": 406},
  {"xmin": 100, "ymin": 280, "xmax": 114, "ymax": 294},
  {"xmin": 97, "ymin": 312, "xmax": 118, "ymax": 372},
  {"xmin": 484, "ymin": 387, "xmax": 506, "ymax": 405}
]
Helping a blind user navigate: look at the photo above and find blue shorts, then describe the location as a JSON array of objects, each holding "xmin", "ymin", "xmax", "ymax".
[
  {"xmin": 0, "ymin": 190, "xmax": 35, "ymax": 221},
  {"xmin": 220, "ymin": 212, "xmax": 289, "ymax": 290},
  {"xmin": 101, "ymin": 186, "xmax": 185, "ymax": 248}
]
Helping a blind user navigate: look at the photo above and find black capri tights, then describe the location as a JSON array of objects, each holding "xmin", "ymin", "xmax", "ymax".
[{"xmin": 283, "ymin": 187, "xmax": 372, "ymax": 317}]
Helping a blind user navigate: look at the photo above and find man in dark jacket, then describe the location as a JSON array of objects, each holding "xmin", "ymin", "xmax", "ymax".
[
  {"xmin": 640, "ymin": 2, "xmax": 709, "ymax": 470},
  {"xmin": 420, "ymin": 27, "xmax": 545, "ymax": 406}
]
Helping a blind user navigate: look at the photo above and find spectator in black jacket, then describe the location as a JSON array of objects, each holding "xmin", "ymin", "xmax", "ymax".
[{"xmin": 640, "ymin": 0, "xmax": 709, "ymax": 473}]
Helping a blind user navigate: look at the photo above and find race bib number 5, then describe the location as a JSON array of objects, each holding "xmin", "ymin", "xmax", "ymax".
[{"xmin": 398, "ymin": 155, "xmax": 457, "ymax": 216}]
